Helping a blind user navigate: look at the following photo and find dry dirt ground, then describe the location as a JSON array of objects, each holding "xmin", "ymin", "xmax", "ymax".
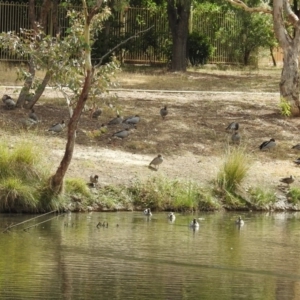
[{"xmin": 1, "ymin": 85, "xmax": 300, "ymax": 194}]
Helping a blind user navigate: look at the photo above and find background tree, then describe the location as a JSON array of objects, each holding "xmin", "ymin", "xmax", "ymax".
[{"xmin": 227, "ymin": 0, "xmax": 300, "ymax": 116}]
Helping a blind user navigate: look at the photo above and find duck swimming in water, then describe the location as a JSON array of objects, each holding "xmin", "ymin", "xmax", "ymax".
[
  {"xmin": 168, "ymin": 212, "xmax": 175, "ymax": 221},
  {"xmin": 144, "ymin": 208, "xmax": 152, "ymax": 216},
  {"xmin": 235, "ymin": 216, "xmax": 244, "ymax": 226},
  {"xmin": 189, "ymin": 218, "xmax": 199, "ymax": 228}
]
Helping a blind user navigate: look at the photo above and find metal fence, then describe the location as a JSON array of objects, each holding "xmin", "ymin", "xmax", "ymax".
[{"xmin": 0, "ymin": 2, "xmax": 272, "ymax": 65}]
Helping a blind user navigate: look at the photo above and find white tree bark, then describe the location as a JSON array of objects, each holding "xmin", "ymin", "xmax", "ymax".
[{"xmin": 228, "ymin": 0, "xmax": 300, "ymax": 115}]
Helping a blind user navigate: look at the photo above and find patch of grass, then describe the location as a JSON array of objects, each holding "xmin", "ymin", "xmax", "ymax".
[
  {"xmin": 96, "ymin": 185, "xmax": 133, "ymax": 210},
  {"xmin": 0, "ymin": 177, "xmax": 39, "ymax": 212},
  {"xmin": 249, "ymin": 187, "xmax": 276, "ymax": 207},
  {"xmin": 128, "ymin": 176, "xmax": 219, "ymax": 212},
  {"xmin": 0, "ymin": 140, "xmax": 64, "ymax": 212},
  {"xmin": 288, "ymin": 187, "xmax": 300, "ymax": 205},
  {"xmin": 278, "ymin": 97, "xmax": 291, "ymax": 117},
  {"xmin": 217, "ymin": 146, "xmax": 251, "ymax": 193},
  {"xmin": 65, "ymin": 178, "xmax": 92, "ymax": 198}
]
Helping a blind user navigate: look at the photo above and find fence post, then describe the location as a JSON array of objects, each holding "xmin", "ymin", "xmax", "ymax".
[{"xmin": 189, "ymin": 5, "xmax": 193, "ymax": 33}]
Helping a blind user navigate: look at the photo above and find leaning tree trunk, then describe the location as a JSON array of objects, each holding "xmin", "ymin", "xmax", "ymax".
[
  {"xmin": 166, "ymin": 0, "xmax": 191, "ymax": 72},
  {"xmin": 49, "ymin": 69, "xmax": 94, "ymax": 194},
  {"xmin": 49, "ymin": 0, "xmax": 101, "ymax": 194}
]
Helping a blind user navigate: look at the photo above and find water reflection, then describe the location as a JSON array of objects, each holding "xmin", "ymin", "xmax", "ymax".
[{"xmin": 1, "ymin": 212, "xmax": 300, "ymax": 299}]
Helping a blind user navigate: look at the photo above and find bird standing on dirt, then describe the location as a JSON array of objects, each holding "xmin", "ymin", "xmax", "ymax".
[
  {"xmin": 149, "ymin": 154, "xmax": 163, "ymax": 170},
  {"xmin": 29, "ymin": 108, "xmax": 39, "ymax": 122},
  {"xmin": 123, "ymin": 115, "xmax": 140, "ymax": 125},
  {"xmin": 112, "ymin": 128, "xmax": 130, "ymax": 139},
  {"xmin": 48, "ymin": 120, "xmax": 65, "ymax": 133},
  {"xmin": 107, "ymin": 114, "xmax": 123, "ymax": 125},
  {"xmin": 90, "ymin": 175, "xmax": 99, "ymax": 184},
  {"xmin": 231, "ymin": 131, "xmax": 240, "ymax": 144},
  {"xmin": 2, "ymin": 94, "xmax": 16, "ymax": 109},
  {"xmin": 294, "ymin": 158, "xmax": 300, "ymax": 165},
  {"xmin": 226, "ymin": 122, "xmax": 239, "ymax": 132},
  {"xmin": 279, "ymin": 175, "xmax": 295, "ymax": 187},
  {"xmin": 292, "ymin": 143, "xmax": 300, "ymax": 150},
  {"xmin": 91, "ymin": 108, "xmax": 102, "ymax": 119},
  {"xmin": 20, "ymin": 118, "xmax": 37, "ymax": 129},
  {"xmin": 259, "ymin": 138, "xmax": 276, "ymax": 151},
  {"xmin": 160, "ymin": 106, "xmax": 168, "ymax": 120}
]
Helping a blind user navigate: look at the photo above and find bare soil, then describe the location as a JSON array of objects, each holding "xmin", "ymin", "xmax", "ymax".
[{"xmin": 1, "ymin": 71, "xmax": 299, "ymax": 194}]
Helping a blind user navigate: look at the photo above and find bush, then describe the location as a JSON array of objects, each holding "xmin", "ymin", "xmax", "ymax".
[
  {"xmin": 187, "ymin": 32, "xmax": 214, "ymax": 66},
  {"xmin": 128, "ymin": 176, "xmax": 219, "ymax": 212},
  {"xmin": 217, "ymin": 147, "xmax": 251, "ymax": 193}
]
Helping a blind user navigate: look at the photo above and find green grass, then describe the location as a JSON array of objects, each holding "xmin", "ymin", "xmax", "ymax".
[
  {"xmin": 288, "ymin": 187, "xmax": 300, "ymax": 205},
  {"xmin": 217, "ymin": 146, "xmax": 251, "ymax": 194},
  {"xmin": 249, "ymin": 187, "xmax": 277, "ymax": 208},
  {"xmin": 0, "ymin": 140, "xmax": 65, "ymax": 213},
  {"xmin": 128, "ymin": 176, "xmax": 220, "ymax": 212},
  {"xmin": 65, "ymin": 178, "xmax": 92, "ymax": 198}
]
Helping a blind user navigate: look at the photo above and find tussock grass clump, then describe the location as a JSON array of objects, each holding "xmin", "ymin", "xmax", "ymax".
[
  {"xmin": 0, "ymin": 141, "xmax": 55, "ymax": 212},
  {"xmin": 128, "ymin": 176, "xmax": 219, "ymax": 212},
  {"xmin": 217, "ymin": 146, "xmax": 251, "ymax": 193}
]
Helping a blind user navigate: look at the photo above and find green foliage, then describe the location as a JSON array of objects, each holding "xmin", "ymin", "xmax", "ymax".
[
  {"xmin": 249, "ymin": 187, "xmax": 276, "ymax": 207},
  {"xmin": 278, "ymin": 97, "xmax": 291, "ymax": 117},
  {"xmin": 128, "ymin": 176, "xmax": 220, "ymax": 212},
  {"xmin": 288, "ymin": 187, "xmax": 300, "ymax": 205},
  {"xmin": 0, "ymin": 141, "xmax": 54, "ymax": 213},
  {"xmin": 187, "ymin": 31, "xmax": 214, "ymax": 66},
  {"xmin": 217, "ymin": 147, "xmax": 250, "ymax": 193},
  {"xmin": 65, "ymin": 178, "xmax": 92, "ymax": 198},
  {"xmin": 96, "ymin": 185, "xmax": 133, "ymax": 210}
]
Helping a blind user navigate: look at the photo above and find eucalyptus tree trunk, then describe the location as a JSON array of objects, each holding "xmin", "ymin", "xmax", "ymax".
[
  {"xmin": 166, "ymin": 0, "xmax": 191, "ymax": 72},
  {"xmin": 49, "ymin": 0, "xmax": 100, "ymax": 194},
  {"xmin": 273, "ymin": 0, "xmax": 300, "ymax": 116},
  {"xmin": 49, "ymin": 70, "xmax": 93, "ymax": 194}
]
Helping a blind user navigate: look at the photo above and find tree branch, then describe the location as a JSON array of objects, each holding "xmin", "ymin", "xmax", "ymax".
[
  {"xmin": 227, "ymin": 0, "xmax": 272, "ymax": 14},
  {"xmin": 94, "ymin": 25, "xmax": 154, "ymax": 68}
]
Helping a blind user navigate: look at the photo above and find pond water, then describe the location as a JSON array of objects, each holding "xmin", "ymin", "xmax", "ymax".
[{"xmin": 1, "ymin": 211, "xmax": 300, "ymax": 300}]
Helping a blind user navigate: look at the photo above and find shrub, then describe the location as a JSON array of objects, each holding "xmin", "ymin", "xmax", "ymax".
[{"xmin": 187, "ymin": 32, "xmax": 214, "ymax": 66}]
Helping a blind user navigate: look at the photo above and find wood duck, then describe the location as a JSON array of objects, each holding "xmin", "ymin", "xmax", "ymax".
[
  {"xmin": 259, "ymin": 138, "xmax": 276, "ymax": 151},
  {"xmin": 144, "ymin": 208, "xmax": 152, "ymax": 216},
  {"xmin": 160, "ymin": 106, "xmax": 168, "ymax": 119},
  {"xmin": 149, "ymin": 154, "xmax": 163, "ymax": 169},
  {"xmin": 48, "ymin": 120, "xmax": 65, "ymax": 133}
]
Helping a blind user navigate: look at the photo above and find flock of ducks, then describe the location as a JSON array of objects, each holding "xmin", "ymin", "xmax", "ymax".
[
  {"xmin": 3, "ymin": 93, "xmax": 296, "ymax": 189},
  {"xmin": 143, "ymin": 208, "xmax": 244, "ymax": 229},
  {"xmin": 2, "ymin": 93, "xmax": 167, "ymax": 174},
  {"xmin": 226, "ymin": 121, "xmax": 296, "ymax": 188}
]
